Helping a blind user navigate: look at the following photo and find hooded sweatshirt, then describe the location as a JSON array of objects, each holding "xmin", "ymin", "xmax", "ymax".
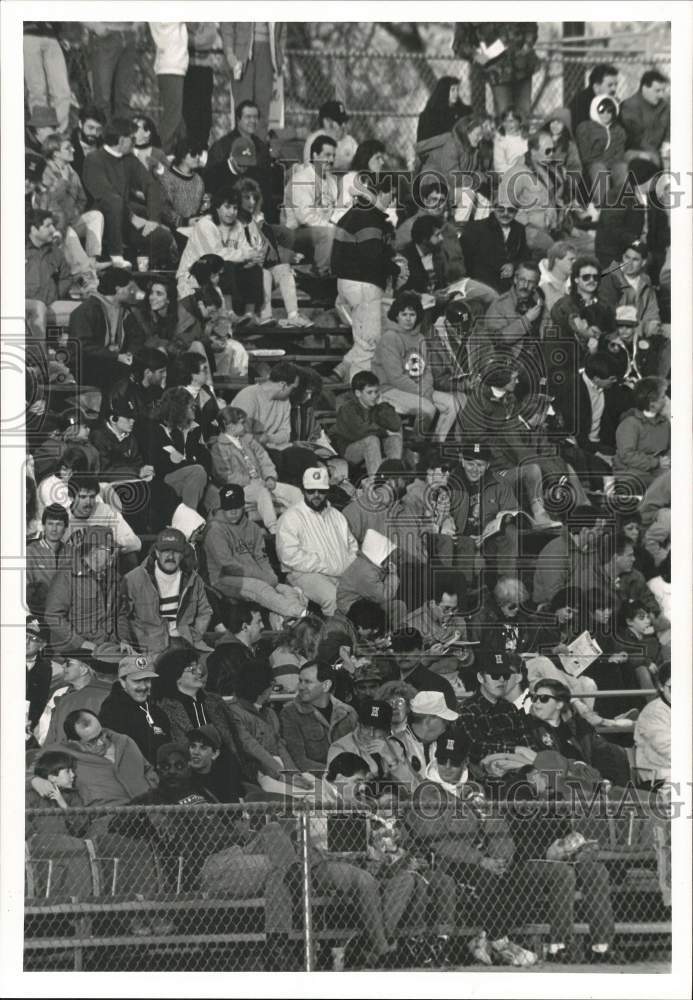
[{"xmin": 576, "ymin": 95, "xmax": 627, "ymax": 168}]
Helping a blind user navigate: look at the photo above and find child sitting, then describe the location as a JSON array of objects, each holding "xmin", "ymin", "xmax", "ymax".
[
  {"xmin": 210, "ymin": 405, "xmax": 302, "ymax": 533},
  {"xmin": 332, "ymin": 371, "xmax": 404, "ymax": 477}
]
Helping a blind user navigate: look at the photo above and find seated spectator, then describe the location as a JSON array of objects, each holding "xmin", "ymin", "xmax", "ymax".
[
  {"xmin": 62, "ymin": 472, "xmax": 142, "ymax": 559},
  {"xmin": 133, "ymin": 282, "xmax": 180, "ymax": 355},
  {"xmin": 211, "ymin": 404, "xmax": 303, "ymax": 532},
  {"xmin": 107, "ymin": 348, "xmax": 169, "ymax": 440},
  {"xmin": 69, "ymin": 104, "xmax": 105, "ymax": 180},
  {"xmin": 598, "ymin": 239, "xmax": 662, "ymax": 335},
  {"xmin": 26, "ymin": 503, "xmax": 69, "ymax": 617},
  {"xmin": 270, "ymin": 615, "xmax": 325, "ymax": 693},
  {"xmin": 417, "ymin": 75, "xmax": 472, "ymax": 144},
  {"xmin": 634, "ymin": 661, "xmax": 671, "ymax": 787},
  {"xmin": 395, "ymin": 177, "xmax": 466, "ymax": 285},
  {"xmin": 169, "ymin": 350, "xmax": 226, "ymax": 443},
  {"xmin": 461, "ymin": 196, "xmax": 529, "ymax": 294},
  {"xmin": 601, "ymin": 531, "xmax": 660, "ymax": 619},
  {"xmin": 387, "ymin": 630, "xmax": 459, "ymax": 709},
  {"xmin": 639, "ymin": 469, "xmax": 670, "ymax": 564},
  {"xmin": 130, "ymin": 114, "xmax": 168, "ymax": 178},
  {"xmin": 620, "ymin": 69, "xmax": 670, "ymax": 166},
  {"xmin": 24, "ymin": 104, "xmax": 58, "ymax": 188},
  {"xmin": 39, "ymin": 133, "xmax": 104, "ymax": 287},
  {"xmin": 227, "ymin": 660, "xmax": 315, "ymax": 797},
  {"xmin": 36, "ymin": 447, "xmax": 89, "ymax": 520},
  {"xmin": 538, "ymin": 240, "xmax": 576, "ymax": 311},
  {"xmin": 478, "ymin": 260, "xmax": 546, "ymax": 364},
  {"xmin": 204, "ymin": 133, "xmax": 261, "ymax": 198},
  {"xmin": 146, "ymin": 386, "xmax": 212, "ymax": 511},
  {"xmin": 99, "ymin": 654, "xmax": 170, "ymax": 764},
  {"xmin": 575, "ymin": 96, "xmax": 627, "ymax": 206},
  {"xmin": 119, "ymin": 527, "xmax": 212, "ymax": 655},
  {"xmin": 25, "ymin": 208, "xmax": 73, "ymax": 339},
  {"xmin": 204, "ymin": 484, "xmax": 307, "ymax": 623},
  {"xmin": 532, "ymin": 506, "xmax": 605, "ymax": 607},
  {"xmin": 553, "ymin": 352, "xmax": 618, "ymax": 481},
  {"xmin": 276, "ymin": 466, "xmax": 358, "ymax": 616},
  {"xmin": 492, "ymin": 107, "xmax": 528, "ymax": 176},
  {"xmin": 647, "ymin": 553, "xmax": 671, "ymax": 650},
  {"xmin": 610, "ymin": 598, "xmax": 664, "ymax": 695},
  {"xmin": 540, "ymin": 108, "xmax": 582, "ymax": 180},
  {"xmin": 32, "ymin": 407, "xmax": 99, "ymax": 487},
  {"xmin": 231, "ymin": 361, "xmax": 300, "ymax": 455},
  {"xmin": 613, "ymin": 376, "xmax": 670, "ymax": 492},
  {"xmin": 25, "ymin": 617, "xmax": 53, "ymax": 745},
  {"xmin": 186, "ymin": 724, "xmax": 244, "ymax": 804},
  {"xmin": 425, "ymin": 115, "xmax": 488, "ymax": 214},
  {"xmin": 44, "ymin": 526, "xmax": 125, "ymax": 654},
  {"xmin": 333, "ymin": 371, "xmax": 403, "ymax": 476},
  {"xmin": 303, "ymin": 99, "xmax": 358, "ymax": 171},
  {"xmin": 327, "ymin": 698, "xmax": 413, "ymax": 785},
  {"xmin": 373, "ymin": 292, "xmax": 458, "ymax": 443},
  {"xmin": 568, "ymin": 62, "xmax": 619, "ymax": 131},
  {"xmin": 41, "ymin": 653, "xmax": 113, "ymax": 747},
  {"xmin": 280, "ymin": 660, "xmax": 358, "ymax": 772},
  {"xmin": 548, "ymin": 257, "xmax": 615, "ymax": 383},
  {"xmin": 526, "ymin": 679, "xmax": 629, "ymax": 786},
  {"xmin": 337, "ymin": 529, "xmax": 405, "ymax": 621},
  {"xmin": 82, "ymin": 116, "xmax": 176, "ymax": 269},
  {"xmin": 456, "ymin": 652, "xmax": 533, "ymax": 765},
  {"xmin": 154, "ymin": 647, "xmax": 243, "ymax": 762},
  {"xmin": 67, "ymin": 266, "xmax": 147, "ymax": 389},
  {"xmin": 332, "ymin": 173, "xmax": 405, "ymax": 379},
  {"xmin": 159, "ymin": 136, "xmax": 206, "ymax": 229},
  {"xmin": 283, "ymin": 134, "xmax": 338, "ymax": 276},
  {"xmin": 40, "ymin": 708, "xmax": 157, "ymax": 807},
  {"xmin": 601, "ymin": 306, "xmax": 666, "ymax": 394}
]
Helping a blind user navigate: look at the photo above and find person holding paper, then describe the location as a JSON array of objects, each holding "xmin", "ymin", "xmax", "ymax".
[{"xmin": 452, "ymin": 22, "xmax": 538, "ymax": 115}]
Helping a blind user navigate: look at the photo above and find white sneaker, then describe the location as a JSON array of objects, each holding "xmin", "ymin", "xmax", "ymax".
[
  {"xmin": 281, "ymin": 312, "xmax": 314, "ymax": 328},
  {"xmin": 109, "ymin": 255, "xmax": 132, "ymax": 269},
  {"xmin": 530, "ymin": 501, "xmax": 563, "ymax": 530}
]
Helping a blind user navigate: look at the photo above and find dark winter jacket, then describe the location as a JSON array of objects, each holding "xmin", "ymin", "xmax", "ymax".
[
  {"xmin": 331, "ymin": 201, "xmax": 400, "ymax": 290},
  {"xmin": 99, "ymin": 681, "xmax": 171, "ymax": 764}
]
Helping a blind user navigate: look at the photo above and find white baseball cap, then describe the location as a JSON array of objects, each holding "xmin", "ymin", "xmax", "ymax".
[
  {"xmin": 410, "ymin": 691, "xmax": 459, "ymax": 721},
  {"xmin": 302, "ymin": 467, "xmax": 330, "ymax": 490}
]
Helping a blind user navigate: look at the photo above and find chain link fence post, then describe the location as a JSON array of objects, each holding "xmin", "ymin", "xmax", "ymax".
[{"xmin": 299, "ymin": 806, "xmax": 315, "ymax": 972}]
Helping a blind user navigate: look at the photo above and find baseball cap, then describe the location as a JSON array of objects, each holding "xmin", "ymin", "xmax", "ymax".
[
  {"xmin": 302, "ymin": 467, "xmax": 330, "ymax": 491},
  {"xmin": 319, "ymin": 100, "xmax": 349, "ymax": 124},
  {"xmin": 155, "ymin": 527, "xmax": 187, "ymax": 553},
  {"xmin": 409, "ymin": 691, "xmax": 459, "ymax": 721},
  {"xmin": 478, "ymin": 650, "xmax": 519, "ymax": 677},
  {"xmin": 627, "ymin": 239, "xmax": 648, "ymax": 258},
  {"xmin": 230, "ymin": 137, "xmax": 257, "ymax": 166},
  {"xmin": 26, "ymin": 616, "xmax": 43, "ymax": 637},
  {"xmin": 111, "ymin": 396, "xmax": 137, "ymax": 419},
  {"xmin": 460, "ymin": 441, "xmax": 491, "ymax": 461},
  {"xmin": 357, "ymin": 698, "xmax": 393, "ymax": 731},
  {"xmin": 219, "ymin": 484, "xmax": 245, "ymax": 510},
  {"xmin": 436, "ymin": 732, "xmax": 468, "ymax": 766},
  {"xmin": 615, "ymin": 305, "xmax": 638, "ymax": 327},
  {"xmin": 118, "ymin": 654, "xmax": 158, "ymax": 681},
  {"xmin": 187, "ymin": 724, "xmax": 221, "ymax": 750},
  {"xmin": 444, "ymin": 298, "xmax": 473, "ymax": 332}
]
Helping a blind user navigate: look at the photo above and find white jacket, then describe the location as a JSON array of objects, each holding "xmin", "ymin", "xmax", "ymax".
[
  {"xmin": 283, "ymin": 163, "xmax": 338, "ymax": 229},
  {"xmin": 634, "ymin": 697, "xmax": 670, "ymax": 783},
  {"xmin": 149, "ymin": 23, "xmax": 189, "ymax": 76},
  {"xmin": 276, "ymin": 500, "xmax": 357, "ymax": 577}
]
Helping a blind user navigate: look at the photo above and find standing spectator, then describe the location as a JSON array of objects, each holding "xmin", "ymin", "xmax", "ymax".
[
  {"xmin": 332, "ymin": 175, "xmax": 405, "ymax": 378},
  {"xmin": 613, "ymin": 376, "xmax": 670, "ymax": 492},
  {"xmin": 575, "ymin": 97, "xmax": 627, "ymax": 206},
  {"xmin": 280, "ymin": 660, "xmax": 358, "ymax": 772},
  {"xmin": 303, "ymin": 100, "xmax": 359, "ymax": 172},
  {"xmin": 461, "ymin": 197, "xmax": 529, "ymax": 294},
  {"xmin": 23, "ymin": 22, "xmax": 72, "ymax": 135},
  {"xmin": 206, "ymin": 100, "xmax": 275, "ymax": 219},
  {"xmin": 39, "ymin": 134, "xmax": 104, "ymax": 283},
  {"xmin": 373, "ymin": 292, "xmax": 458, "ymax": 444},
  {"xmin": 83, "ymin": 22, "xmax": 137, "ymax": 119},
  {"xmin": 119, "ymin": 527, "xmax": 212, "ymax": 655},
  {"xmin": 70, "ymin": 105, "xmax": 105, "ymax": 180},
  {"xmin": 453, "ymin": 22, "xmax": 538, "ymax": 115},
  {"xmin": 283, "ymin": 135, "xmax": 339, "ymax": 275},
  {"xmin": 220, "ymin": 23, "xmax": 286, "ymax": 138},
  {"xmin": 210, "ymin": 405, "xmax": 302, "ymax": 534},
  {"xmin": 275, "ymin": 466, "xmax": 358, "ymax": 616},
  {"xmin": 492, "ymin": 108, "xmax": 528, "ymax": 176},
  {"xmin": 568, "ymin": 63, "xmax": 619, "ymax": 131},
  {"xmin": 538, "ymin": 241, "xmax": 576, "ymax": 312},
  {"xmin": 620, "ymin": 70, "xmax": 670, "ymax": 166},
  {"xmin": 183, "ymin": 22, "xmax": 220, "ymax": 149},
  {"xmin": 332, "ymin": 371, "xmax": 403, "ymax": 477},
  {"xmin": 148, "ymin": 22, "xmax": 189, "ymax": 154},
  {"xmin": 25, "ymin": 208, "xmax": 73, "ymax": 339},
  {"xmin": 82, "ymin": 117, "xmax": 175, "ymax": 270},
  {"xmin": 99, "ymin": 654, "xmax": 170, "ymax": 764},
  {"xmin": 203, "ymin": 484, "xmax": 307, "ymax": 621},
  {"xmin": 417, "ymin": 76, "xmax": 471, "ymax": 143}
]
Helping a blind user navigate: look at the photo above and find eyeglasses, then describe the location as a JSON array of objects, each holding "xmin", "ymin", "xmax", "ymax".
[
  {"xmin": 579, "ymin": 273, "xmax": 600, "ymax": 282},
  {"xmin": 530, "ymin": 693, "xmax": 559, "ymax": 704},
  {"xmin": 183, "ymin": 664, "xmax": 206, "ymax": 677},
  {"xmin": 486, "ymin": 672, "xmax": 508, "ymax": 680}
]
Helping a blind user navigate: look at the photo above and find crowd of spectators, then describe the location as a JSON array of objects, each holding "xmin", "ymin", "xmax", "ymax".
[{"xmin": 22, "ymin": 20, "xmax": 672, "ymax": 971}]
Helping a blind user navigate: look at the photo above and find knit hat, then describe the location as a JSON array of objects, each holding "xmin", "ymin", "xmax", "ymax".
[
  {"xmin": 230, "ymin": 137, "xmax": 257, "ymax": 166},
  {"xmin": 155, "ymin": 527, "xmax": 187, "ymax": 553},
  {"xmin": 302, "ymin": 467, "xmax": 329, "ymax": 490},
  {"xmin": 219, "ymin": 484, "xmax": 245, "ymax": 510},
  {"xmin": 29, "ymin": 106, "xmax": 58, "ymax": 129}
]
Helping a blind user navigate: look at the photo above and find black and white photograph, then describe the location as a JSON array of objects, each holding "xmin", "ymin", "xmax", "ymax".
[{"xmin": 1, "ymin": 3, "xmax": 690, "ymax": 996}]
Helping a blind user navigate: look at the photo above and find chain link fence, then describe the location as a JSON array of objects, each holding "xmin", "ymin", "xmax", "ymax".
[{"xmin": 25, "ymin": 793, "xmax": 671, "ymax": 971}]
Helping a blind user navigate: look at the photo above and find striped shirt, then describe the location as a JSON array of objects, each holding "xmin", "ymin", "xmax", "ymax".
[
  {"xmin": 154, "ymin": 566, "xmax": 182, "ymax": 631},
  {"xmin": 276, "ymin": 501, "xmax": 358, "ymax": 578}
]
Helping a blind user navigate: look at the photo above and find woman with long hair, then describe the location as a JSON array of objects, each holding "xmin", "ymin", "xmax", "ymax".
[
  {"xmin": 147, "ymin": 386, "xmax": 211, "ymax": 510},
  {"xmin": 417, "ymin": 76, "xmax": 472, "ymax": 142},
  {"xmin": 427, "ymin": 114, "xmax": 486, "ymax": 201},
  {"xmin": 492, "ymin": 107, "xmax": 528, "ymax": 176}
]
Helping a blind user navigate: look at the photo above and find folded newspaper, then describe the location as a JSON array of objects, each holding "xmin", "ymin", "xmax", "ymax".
[{"xmin": 558, "ymin": 630, "xmax": 603, "ymax": 677}]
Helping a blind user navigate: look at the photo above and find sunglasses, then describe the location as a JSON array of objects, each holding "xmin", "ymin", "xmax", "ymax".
[
  {"xmin": 530, "ymin": 693, "xmax": 559, "ymax": 704},
  {"xmin": 486, "ymin": 672, "xmax": 509, "ymax": 680},
  {"xmin": 579, "ymin": 273, "xmax": 600, "ymax": 282}
]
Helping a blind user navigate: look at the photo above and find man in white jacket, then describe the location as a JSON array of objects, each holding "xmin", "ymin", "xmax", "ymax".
[
  {"xmin": 276, "ymin": 467, "xmax": 358, "ymax": 615},
  {"xmin": 282, "ymin": 136, "xmax": 339, "ymax": 275},
  {"xmin": 149, "ymin": 23, "xmax": 189, "ymax": 154}
]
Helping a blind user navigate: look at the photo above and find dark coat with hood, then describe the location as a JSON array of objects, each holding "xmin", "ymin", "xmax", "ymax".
[{"xmin": 99, "ymin": 681, "xmax": 172, "ymax": 764}]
